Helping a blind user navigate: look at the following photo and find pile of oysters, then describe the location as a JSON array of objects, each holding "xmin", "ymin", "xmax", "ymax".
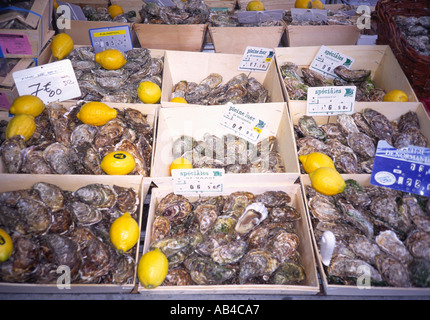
[
  {"xmin": 0, "ymin": 102, "xmax": 153, "ymax": 176},
  {"xmin": 68, "ymin": 47, "xmax": 163, "ymax": 104},
  {"xmin": 280, "ymin": 62, "xmax": 385, "ymax": 101},
  {"xmin": 172, "ymin": 73, "xmax": 269, "ymax": 105},
  {"xmin": 307, "ymin": 179, "xmax": 430, "ymax": 288},
  {"xmin": 151, "ymin": 191, "xmax": 305, "ymax": 286},
  {"xmin": 0, "ymin": 182, "xmax": 139, "ymax": 285},
  {"xmin": 139, "ymin": 0, "xmax": 210, "ymax": 24},
  {"xmin": 295, "ymin": 108, "xmax": 428, "ymax": 174}
]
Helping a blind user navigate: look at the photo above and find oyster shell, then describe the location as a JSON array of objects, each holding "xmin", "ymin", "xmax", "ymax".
[
  {"xmin": 254, "ymin": 191, "xmax": 291, "ymax": 208},
  {"xmin": 163, "ymin": 267, "xmax": 193, "ymax": 286},
  {"xmin": 235, "ymin": 203, "xmax": 268, "ymax": 236},
  {"xmin": 211, "ymin": 239, "xmax": 248, "ymax": 265},
  {"xmin": 328, "ymin": 256, "xmax": 383, "ymax": 283},
  {"xmin": 184, "ymin": 255, "xmax": 236, "ymax": 285},
  {"xmin": 266, "ymin": 230, "xmax": 300, "ymax": 263},
  {"xmin": 32, "ymin": 182, "xmax": 64, "ymax": 212},
  {"xmin": 17, "ymin": 198, "xmax": 52, "ymax": 235},
  {"xmin": 222, "ymin": 191, "xmax": 255, "ymax": 219},
  {"xmin": 73, "ymin": 184, "xmax": 117, "ymax": 209},
  {"xmin": 156, "ymin": 193, "xmax": 193, "ymax": 223},
  {"xmin": 270, "ymin": 261, "xmax": 306, "ymax": 285},
  {"xmin": 375, "ymin": 254, "xmax": 412, "ymax": 287},
  {"xmin": 67, "ymin": 201, "xmax": 103, "ymax": 227},
  {"xmin": 194, "ymin": 204, "xmax": 218, "ymax": 234},
  {"xmin": 152, "ymin": 215, "xmax": 171, "ymax": 242},
  {"xmin": 406, "ymin": 230, "xmax": 430, "ymax": 261},
  {"xmin": 269, "ymin": 206, "xmax": 301, "ymax": 222},
  {"xmin": 298, "ymin": 116, "xmax": 326, "ymax": 140},
  {"xmin": 376, "ymin": 230, "xmax": 413, "ymax": 265},
  {"xmin": 338, "ymin": 199, "xmax": 374, "ymax": 238},
  {"xmin": 334, "ymin": 65, "xmax": 371, "ymax": 82},
  {"xmin": 238, "ymin": 249, "xmax": 279, "ymax": 284},
  {"xmin": 0, "ymin": 135, "xmax": 26, "ymax": 173},
  {"xmin": 309, "ymin": 195, "xmax": 342, "ymax": 222},
  {"xmin": 43, "ymin": 142, "xmax": 74, "ymax": 174}
]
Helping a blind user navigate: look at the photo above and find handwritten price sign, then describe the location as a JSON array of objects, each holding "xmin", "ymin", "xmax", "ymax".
[{"xmin": 13, "ymin": 59, "xmax": 81, "ymax": 104}]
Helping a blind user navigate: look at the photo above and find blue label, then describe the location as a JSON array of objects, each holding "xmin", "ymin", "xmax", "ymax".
[
  {"xmin": 0, "ymin": 45, "xmax": 4, "ymax": 58},
  {"xmin": 370, "ymin": 140, "xmax": 430, "ymax": 197}
]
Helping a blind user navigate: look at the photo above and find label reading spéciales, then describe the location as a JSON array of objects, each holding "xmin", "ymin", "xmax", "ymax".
[
  {"xmin": 307, "ymin": 86, "xmax": 356, "ymax": 116},
  {"xmin": 172, "ymin": 169, "xmax": 225, "ymax": 195},
  {"xmin": 309, "ymin": 45, "xmax": 355, "ymax": 79}
]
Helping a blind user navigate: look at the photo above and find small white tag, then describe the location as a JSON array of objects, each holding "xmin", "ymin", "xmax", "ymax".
[
  {"xmin": 220, "ymin": 103, "xmax": 267, "ymax": 144},
  {"xmin": 309, "ymin": 45, "xmax": 355, "ymax": 79},
  {"xmin": 291, "ymin": 8, "xmax": 328, "ymax": 23},
  {"xmin": 307, "ymin": 86, "xmax": 356, "ymax": 116},
  {"xmin": 172, "ymin": 169, "xmax": 225, "ymax": 195},
  {"xmin": 239, "ymin": 46, "xmax": 274, "ymax": 72},
  {"xmin": 89, "ymin": 26, "xmax": 133, "ymax": 53},
  {"xmin": 13, "ymin": 59, "xmax": 81, "ymax": 104},
  {"xmin": 237, "ymin": 10, "xmax": 284, "ymax": 24}
]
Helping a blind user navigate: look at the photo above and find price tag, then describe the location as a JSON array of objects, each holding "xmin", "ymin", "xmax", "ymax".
[
  {"xmin": 309, "ymin": 45, "xmax": 355, "ymax": 79},
  {"xmin": 89, "ymin": 25, "xmax": 133, "ymax": 54},
  {"xmin": 220, "ymin": 103, "xmax": 267, "ymax": 144},
  {"xmin": 307, "ymin": 86, "xmax": 356, "ymax": 116},
  {"xmin": 239, "ymin": 46, "xmax": 274, "ymax": 73},
  {"xmin": 371, "ymin": 140, "xmax": 430, "ymax": 197},
  {"xmin": 291, "ymin": 8, "xmax": 328, "ymax": 23},
  {"xmin": 13, "ymin": 59, "xmax": 81, "ymax": 104},
  {"xmin": 0, "ymin": 34, "xmax": 33, "ymax": 55},
  {"xmin": 145, "ymin": 0, "xmax": 176, "ymax": 7},
  {"xmin": 172, "ymin": 169, "xmax": 225, "ymax": 196},
  {"xmin": 237, "ymin": 10, "xmax": 284, "ymax": 24}
]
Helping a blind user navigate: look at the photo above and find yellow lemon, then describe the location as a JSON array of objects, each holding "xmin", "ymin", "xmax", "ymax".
[
  {"xmin": 53, "ymin": 0, "xmax": 59, "ymax": 10},
  {"xmin": 309, "ymin": 167, "xmax": 346, "ymax": 196},
  {"xmin": 295, "ymin": 0, "xmax": 312, "ymax": 9},
  {"xmin": 138, "ymin": 249, "xmax": 169, "ymax": 289},
  {"xmin": 9, "ymin": 95, "xmax": 45, "ymax": 117},
  {"xmin": 383, "ymin": 89, "xmax": 409, "ymax": 102},
  {"xmin": 170, "ymin": 97, "xmax": 188, "ymax": 104},
  {"xmin": 246, "ymin": 0, "xmax": 265, "ymax": 11},
  {"xmin": 110, "ymin": 212, "xmax": 139, "ymax": 252},
  {"xmin": 0, "ymin": 228, "xmax": 13, "ymax": 262},
  {"xmin": 299, "ymin": 152, "xmax": 335, "ymax": 174},
  {"xmin": 77, "ymin": 101, "xmax": 117, "ymax": 126},
  {"xmin": 51, "ymin": 33, "xmax": 74, "ymax": 60},
  {"xmin": 108, "ymin": 5, "xmax": 124, "ymax": 18},
  {"xmin": 6, "ymin": 114, "xmax": 36, "ymax": 141},
  {"xmin": 170, "ymin": 157, "xmax": 193, "ymax": 175},
  {"xmin": 101, "ymin": 151, "xmax": 136, "ymax": 175},
  {"xmin": 95, "ymin": 49, "xmax": 127, "ymax": 70},
  {"xmin": 312, "ymin": 0, "xmax": 324, "ymax": 9},
  {"xmin": 137, "ymin": 81, "xmax": 161, "ymax": 104}
]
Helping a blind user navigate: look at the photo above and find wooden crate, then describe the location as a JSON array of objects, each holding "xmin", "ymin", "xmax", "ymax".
[
  {"xmin": 0, "ymin": 0, "xmax": 53, "ymax": 58},
  {"xmin": 134, "ymin": 23, "xmax": 208, "ymax": 52},
  {"xmin": 0, "ymin": 102, "xmax": 159, "ymax": 177},
  {"xmin": 301, "ymin": 174, "xmax": 430, "ymax": 296},
  {"xmin": 274, "ymin": 45, "xmax": 419, "ymax": 104},
  {"xmin": 285, "ymin": 25, "xmax": 360, "ymax": 47},
  {"xmin": 161, "ymin": 50, "xmax": 285, "ymax": 107},
  {"xmin": 0, "ymin": 175, "xmax": 149, "ymax": 294},
  {"xmin": 152, "ymin": 103, "xmax": 299, "ymax": 177},
  {"xmin": 139, "ymin": 174, "xmax": 321, "ymax": 295},
  {"xmin": 209, "ymin": 21, "xmax": 286, "ymax": 55}
]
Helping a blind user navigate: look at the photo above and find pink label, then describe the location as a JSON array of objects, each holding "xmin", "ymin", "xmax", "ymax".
[
  {"xmin": 0, "ymin": 33, "xmax": 33, "ymax": 55},
  {"xmin": 0, "ymin": 92, "xmax": 11, "ymax": 110}
]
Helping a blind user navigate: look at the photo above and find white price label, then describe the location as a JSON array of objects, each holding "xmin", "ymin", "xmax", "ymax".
[
  {"xmin": 307, "ymin": 86, "xmax": 356, "ymax": 116},
  {"xmin": 13, "ymin": 59, "xmax": 81, "ymax": 104},
  {"xmin": 220, "ymin": 103, "xmax": 267, "ymax": 144},
  {"xmin": 239, "ymin": 46, "xmax": 274, "ymax": 72},
  {"xmin": 172, "ymin": 169, "xmax": 225, "ymax": 195},
  {"xmin": 89, "ymin": 26, "xmax": 133, "ymax": 53},
  {"xmin": 309, "ymin": 46, "xmax": 355, "ymax": 79}
]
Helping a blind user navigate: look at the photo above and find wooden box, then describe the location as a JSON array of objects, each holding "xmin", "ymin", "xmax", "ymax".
[
  {"xmin": 161, "ymin": 50, "xmax": 285, "ymax": 107},
  {"xmin": 285, "ymin": 25, "xmax": 360, "ymax": 47},
  {"xmin": 152, "ymin": 103, "xmax": 299, "ymax": 177},
  {"xmin": 274, "ymin": 45, "xmax": 419, "ymax": 104},
  {"xmin": 139, "ymin": 174, "xmax": 321, "ymax": 295},
  {"xmin": 301, "ymin": 174, "xmax": 430, "ymax": 296},
  {"xmin": 0, "ymin": 0, "xmax": 53, "ymax": 58},
  {"xmin": 209, "ymin": 21, "xmax": 286, "ymax": 55},
  {"xmin": 0, "ymin": 175, "xmax": 149, "ymax": 293}
]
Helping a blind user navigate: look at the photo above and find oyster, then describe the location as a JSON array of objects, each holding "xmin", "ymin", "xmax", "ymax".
[
  {"xmin": 254, "ymin": 191, "xmax": 291, "ymax": 208},
  {"xmin": 235, "ymin": 203, "xmax": 268, "ymax": 236},
  {"xmin": 73, "ymin": 184, "xmax": 117, "ymax": 209},
  {"xmin": 270, "ymin": 261, "xmax": 306, "ymax": 285},
  {"xmin": 298, "ymin": 116, "xmax": 326, "ymax": 140},
  {"xmin": 328, "ymin": 256, "xmax": 383, "ymax": 283},
  {"xmin": 309, "ymin": 195, "xmax": 343, "ymax": 222},
  {"xmin": 346, "ymin": 132, "xmax": 375, "ymax": 159},
  {"xmin": 302, "ymin": 68, "xmax": 333, "ymax": 87},
  {"xmin": 152, "ymin": 215, "xmax": 171, "ymax": 241},
  {"xmin": 338, "ymin": 199, "xmax": 374, "ymax": 238},
  {"xmin": 376, "ymin": 230, "xmax": 413, "ymax": 265},
  {"xmin": 0, "ymin": 135, "xmax": 26, "ymax": 173},
  {"xmin": 194, "ymin": 204, "xmax": 218, "ymax": 234},
  {"xmin": 349, "ymin": 235, "xmax": 382, "ymax": 266},
  {"xmin": 70, "ymin": 124, "xmax": 98, "ymax": 147},
  {"xmin": 184, "ymin": 255, "xmax": 236, "ymax": 285},
  {"xmin": 222, "ymin": 191, "xmax": 255, "ymax": 219},
  {"xmin": 375, "ymin": 254, "xmax": 412, "ymax": 287},
  {"xmin": 270, "ymin": 206, "xmax": 301, "ymax": 222},
  {"xmin": 17, "ymin": 198, "xmax": 51, "ymax": 235},
  {"xmin": 32, "ymin": 182, "xmax": 64, "ymax": 212},
  {"xmin": 156, "ymin": 193, "xmax": 193, "ymax": 223},
  {"xmin": 334, "ymin": 65, "xmax": 371, "ymax": 82},
  {"xmin": 406, "ymin": 231, "xmax": 430, "ymax": 261},
  {"xmin": 393, "ymin": 127, "xmax": 428, "ymax": 149},
  {"xmin": 67, "ymin": 201, "xmax": 103, "ymax": 227},
  {"xmin": 163, "ymin": 267, "xmax": 193, "ymax": 286},
  {"xmin": 409, "ymin": 259, "xmax": 430, "ymax": 287},
  {"xmin": 238, "ymin": 249, "xmax": 279, "ymax": 284},
  {"xmin": 113, "ymin": 185, "xmax": 139, "ymax": 213},
  {"xmin": 266, "ymin": 230, "xmax": 300, "ymax": 263},
  {"xmin": 150, "ymin": 236, "xmax": 189, "ymax": 258},
  {"xmin": 80, "ymin": 238, "xmax": 113, "ymax": 282},
  {"xmin": 21, "ymin": 146, "xmax": 53, "ymax": 174},
  {"xmin": 211, "ymin": 239, "xmax": 248, "ymax": 265},
  {"xmin": 43, "ymin": 142, "xmax": 74, "ymax": 174}
]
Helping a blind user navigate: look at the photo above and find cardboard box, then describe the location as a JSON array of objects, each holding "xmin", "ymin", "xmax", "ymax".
[
  {"xmin": 301, "ymin": 174, "xmax": 430, "ymax": 296},
  {"xmin": 0, "ymin": 101, "xmax": 159, "ymax": 177},
  {"xmin": 139, "ymin": 174, "xmax": 320, "ymax": 295},
  {"xmin": 0, "ymin": 0, "xmax": 53, "ymax": 58},
  {"xmin": 0, "ymin": 32, "xmax": 54, "ymax": 111},
  {"xmin": 0, "ymin": 174, "xmax": 149, "ymax": 294},
  {"xmin": 152, "ymin": 103, "xmax": 300, "ymax": 177},
  {"xmin": 134, "ymin": 23, "xmax": 208, "ymax": 52},
  {"xmin": 161, "ymin": 50, "xmax": 285, "ymax": 107},
  {"xmin": 209, "ymin": 21, "xmax": 286, "ymax": 55},
  {"xmin": 274, "ymin": 45, "xmax": 419, "ymax": 104}
]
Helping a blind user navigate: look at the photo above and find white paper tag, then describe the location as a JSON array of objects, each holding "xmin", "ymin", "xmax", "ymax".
[
  {"xmin": 307, "ymin": 86, "xmax": 356, "ymax": 116},
  {"xmin": 238, "ymin": 46, "xmax": 274, "ymax": 72},
  {"xmin": 220, "ymin": 103, "xmax": 267, "ymax": 144},
  {"xmin": 172, "ymin": 169, "xmax": 225, "ymax": 195},
  {"xmin": 309, "ymin": 45, "xmax": 355, "ymax": 79},
  {"xmin": 237, "ymin": 10, "xmax": 284, "ymax": 24},
  {"xmin": 89, "ymin": 25, "xmax": 133, "ymax": 53},
  {"xmin": 13, "ymin": 59, "xmax": 81, "ymax": 104},
  {"xmin": 145, "ymin": 0, "xmax": 176, "ymax": 7},
  {"xmin": 291, "ymin": 8, "xmax": 328, "ymax": 23}
]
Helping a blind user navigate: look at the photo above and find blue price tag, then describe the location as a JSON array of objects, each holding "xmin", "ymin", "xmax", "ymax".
[
  {"xmin": 89, "ymin": 25, "xmax": 133, "ymax": 54},
  {"xmin": 370, "ymin": 140, "xmax": 430, "ymax": 197}
]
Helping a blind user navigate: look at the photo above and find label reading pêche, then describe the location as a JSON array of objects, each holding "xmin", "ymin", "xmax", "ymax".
[
  {"xmin": 307, "ymin": 86, "xmax": 356, "ymax": 116},
  {"xmin": 239, "ymin": 46, "xmax": 274, "ymax": 73},
  {"xmin": 13, "ymin": 59, "xmax": 81, "ymax": 104},
  {"xmin": 89, "ymin": 25, "xmax": 133, "ymax": 53},
  {"xmin": 309, "ymin": 45, "xmax": 355, "ymax": 79},
  {"xmin": 220, "ymin": 103, "xmax": 267, "ymax": 144},
  {"xmin": 371, "ymin": 140, "xmax": 430, "ymax": 197},
  {"xmin": 172, "ymin": 169, "xmax": 225, "ymax": 196}
]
